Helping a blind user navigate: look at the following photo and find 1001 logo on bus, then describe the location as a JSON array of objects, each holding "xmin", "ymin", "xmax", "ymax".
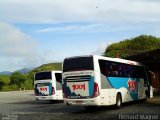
[
  {"xmin": 72, "ymin": 84, "xmax": 86, "ymax": 90},
  {"xmin": 40, "ymin": 87, "xmax": 47, "ymax": 91},
  {"xmin": 128, "ymin": 80, "xmax": 137, "ymax": 92}
]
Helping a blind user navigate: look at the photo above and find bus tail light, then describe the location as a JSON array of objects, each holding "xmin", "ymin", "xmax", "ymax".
[
  {"xmin": 62, "ymin": 86, "xmax": 67, "ymax": 98},
  {"xmin": 34, "ymin": 88, "xmax": 37, "ymax": 96},
  {"xmin": 52, "ymin": 87, "xmax": 55, "ymax": 95},
  {"xmin": 92, "ymin": 83, "xmax": 100, "ymax": 98}
]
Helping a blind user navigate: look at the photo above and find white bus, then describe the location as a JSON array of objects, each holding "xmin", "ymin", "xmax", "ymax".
[
  {"xmin": 34, "ymin": 71, "xmax": 63, "ymax": 101},
  {"xmin": 62, "ymin": 55, "xmax": 152, "ymax": 108}
]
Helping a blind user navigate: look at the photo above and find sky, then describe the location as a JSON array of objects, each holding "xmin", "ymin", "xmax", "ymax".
[{"xmin": 0, "ymin": 0, "xmax": 160, "ymax": 72}]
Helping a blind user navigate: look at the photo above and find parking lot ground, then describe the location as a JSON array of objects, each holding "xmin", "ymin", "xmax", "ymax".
[{"xmin": 0, "ymin": 91, "xmax": 160, "ymax": 120}]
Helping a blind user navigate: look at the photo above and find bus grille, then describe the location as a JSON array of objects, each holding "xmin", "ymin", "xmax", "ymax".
[{"xmin": 65, "ymin": 75, "xmax": 92, "ymax": 82}]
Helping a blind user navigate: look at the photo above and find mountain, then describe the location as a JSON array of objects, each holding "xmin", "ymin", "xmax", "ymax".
[
  {"xmin": 15, "ymin": 67, "xmax": 34, "ymax": 74},
  {"xmin": 27, "ymin": 62, "xmax": 62, "ymax": 78},
  {"xmin": 0, "ymin": 62, "xmax": 61, "ymax": 76},
  {"xmin": 0, "ymin": 67, "xmax": 34, "ymax": 75},
  {"xmin": 30, "ymin": 62, "xmax": 62, "ymax": 73},
  {"xmin": 0, "ymin": 71, "xmax": 12, "ymax": 75}
]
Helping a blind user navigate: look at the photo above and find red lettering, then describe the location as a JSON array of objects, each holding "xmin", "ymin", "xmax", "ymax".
[
  {"xmin": 82, "ymin": 84, "xmax": 85, "ymax": 90},
  {"xmin": 40, "ymin": 87, "xmax": 47, "ymax": 91},
  {"xmin": 72, "ymin": 84, "xmax": 76, "ymax": 91},
  {"xmin": 72, "ymin": 84, "xmax": 86, "ymax": 90},
  {"xmin": 128, "ymin": 80, "xmax": 137, "ymax": 91}
]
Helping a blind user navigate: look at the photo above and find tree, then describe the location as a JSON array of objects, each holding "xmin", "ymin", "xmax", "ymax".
[
  {"xmin": 10, "ymin": 72, "xmax": 27, "ymax": 89},
  {"xmin": 104, "ymin": 35, "xmax": 160, "ymax": 58},
  {"xmin": 0, "ymin": 80, "xmax": 4, "ymax": 90}
]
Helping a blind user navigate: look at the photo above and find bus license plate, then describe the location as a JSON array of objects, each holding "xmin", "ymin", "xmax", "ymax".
[
  {"xmin": 76, "ymin": 101, "xmax": 82, "ymax": 104},
  {"xmin": 42, "ymin": 96, "xmax": 46, "ymax": 98}
]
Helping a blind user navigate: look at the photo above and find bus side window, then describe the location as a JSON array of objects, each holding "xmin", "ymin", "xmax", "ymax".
[
  {"xmin": 55, "ymin": 73, "xmax": 62, "ymax": 83},
  {"xmin": 125, "ymin": 64, "xmax": 134, "ymax": 78},
  {"xmin": 56, "ymin": 81, "xmax": 62, "ymax": 90},
  {"xmin": 99, "ymin": 60, "xmax": 108, "ymax": 76},
  {"xmin": 142, "ymin": 68, "xmax": 149, "ymax": 85},
  {"xmin": 134, "ymin": 66, "xmax": 148, "ymax": 85},
  {"xmin": 110, "ymin": 63, "xmax": 119, "ymax": 76},
  {"xmin": 99, "ymin": 60, "xmax": 115, "ymax": 77},
  {"xmin": 55, "ymin": 73, "xmax": 62, "ymax": 90}
]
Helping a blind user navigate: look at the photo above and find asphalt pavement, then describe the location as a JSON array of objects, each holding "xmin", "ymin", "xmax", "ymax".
[{"xmin": 0, "ymin": 91, "xmax": 160, "ymax": 120}]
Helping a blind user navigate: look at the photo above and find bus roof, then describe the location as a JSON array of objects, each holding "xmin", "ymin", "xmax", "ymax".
[
  {"xmin": 64, "ymin": 55, "xmax": 146, "ymax": 67},
  {"xmin": 35, "ymin": 70, "xmax": 62, "ymax": 74}
]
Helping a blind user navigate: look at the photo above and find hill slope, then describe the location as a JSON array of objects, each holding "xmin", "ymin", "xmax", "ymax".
[
  {"xmin": 15, "ymin": 68, "xmax": 33, "ymax": 74},
  {"xmin": 28, "ymin": 62, "xmax": 62, "ymax": 75},
  {"xmin": 104, "ymin": 35, "xmax": 160, "ymax": 58},
  {"xmin": 26, "ymin": 62, "xmax": 62, "ymax": 81},
  {"xmin": 0, "ymin": 71, "xmax": 12, "ymax": 75}
]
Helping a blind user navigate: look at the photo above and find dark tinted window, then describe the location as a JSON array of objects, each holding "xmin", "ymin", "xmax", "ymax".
[
  {"xmin": 55, "ymin": 73, "xmax": 62, "ymax": 83},
  {"xmin": 55, "ymin": 73, "xmax": 62, "ymax": 90},
  {"xmin": 99, "ymin": 60, "xmax": 123, "ymax": 77},
  {"xmin": 99, "ymin": 60, "xmax": 147, "ymax": 78},
  {"xmin": 56, "ymin": 81, "xmax": 62, "ymax": 90},
  {"xmin": 63, "ymin": 56, "xmax": 94, "ymax": 72},
  {"xmin": 35, "ymin": 72, "xmax": 51, "ymax": 80}
]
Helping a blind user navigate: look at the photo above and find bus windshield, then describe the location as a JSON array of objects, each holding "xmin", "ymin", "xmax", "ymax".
[
  {"xmin": 63, "ymin": 56, "xmax": 94, "ymax": 72},
  {"xmin": 35, "ymin": 72, "xmax": 51, "ymax": 80}
]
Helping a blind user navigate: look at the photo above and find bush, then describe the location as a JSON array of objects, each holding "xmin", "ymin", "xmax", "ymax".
[
  {"xmin": 23, "ymin": 79, "xmax": 34, "ymax": 90},
  {"xmin": 0, "ymin": 81, "xmax": 4, "ymax": 90},
  {"xmin": 104, "ymin": 35, "xmax": 160, "ymax": 58},
  {"xmin": 10, "ymin": 72, "xmax": 26, "ymax": 88},
  {"xmin": 1, "ymin": 84, "xmax": 19, "ymax": 91}
]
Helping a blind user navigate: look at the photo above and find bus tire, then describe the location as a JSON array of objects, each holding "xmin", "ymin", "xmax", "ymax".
[
  {"xmin": 115, "ymin": 93, "xmax": 122, "ymax": 109},
  {"xmin": 85, "ymin": 106, "xmax": 96, "ymax": 111},
  {"xmin": 49, "ymin": 100, "xmax": 58, "ymax": 103}
]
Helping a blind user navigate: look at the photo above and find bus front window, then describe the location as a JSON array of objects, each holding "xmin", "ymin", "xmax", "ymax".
[
  {"xmin": 63, "ymin": 56, "xmax": 94, "ymax": 72},
  {"xmin": 35, "ymin": 72, "xmax": 52, "ymax": 80}
]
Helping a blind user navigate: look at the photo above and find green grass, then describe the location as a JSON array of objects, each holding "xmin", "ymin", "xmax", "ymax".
[
  {"xmin": 0, "ymin": 75, "xmax": 33, "ymax": 91},
  {"xmin": 0, "ymin": 75, "xmax": 10, "ymax": 85},
  {"xmin": 0, "ymin": 62, "xmax": 61, "ymax": 92},
  {"xmin": 1, "ymin": 85, "xmax": 19, "ymax": 92}
]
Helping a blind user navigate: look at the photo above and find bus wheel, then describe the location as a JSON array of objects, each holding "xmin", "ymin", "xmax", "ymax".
[
  {"xmin": 49, "ymin": 100, "xmax": 58, "ymax": 103},
  {"xmin": 115, "ymin": 94, "xmax": 122, "ymax": 109},
  {"xmin": 85, "ymin": 106, "xmax": 96, "ymax": 111}
]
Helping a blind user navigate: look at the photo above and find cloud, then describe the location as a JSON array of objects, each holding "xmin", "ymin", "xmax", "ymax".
[
  {"xmin": 1, "ymin": 0, "xmax": 160, "ymax": 71},
  {"xmin": 18, "ymin": 49, "xmax": 56, "ymax": 69},
  {"xmin": 35, "ymin": 23, "xmax": 102, "ymax": 33},
  {"xmin": 0, "ymin": 22, "xmax": 41, "ymax": 71},
  {"xmin": 0, "ymin": 22, "xmax": 37, "ymax": 57},
  {"xmin": 92, "ymin": 42, "xmax": 112, "ymax": 55},
  {"xmin": 1, "ymin": 0, "xmax": 160, "ymax": 23},
  {"xmin": 0, "ymin": 22, "xmax": 60, "ymax": 71}
]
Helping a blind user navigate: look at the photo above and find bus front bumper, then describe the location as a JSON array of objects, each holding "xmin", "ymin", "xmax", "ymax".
[
  {"xmin": 64, "ymin": 98, "xmax": 100, "ymax": 106},
  {"xmin": 35, "ymin": 95, "xmax": 63, "ymax": 101}
]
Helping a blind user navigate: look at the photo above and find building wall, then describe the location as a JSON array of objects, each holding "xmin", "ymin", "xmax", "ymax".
[{"xmin": 148, "ymin": 65, "xmax": 160, "ymax": 95}]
